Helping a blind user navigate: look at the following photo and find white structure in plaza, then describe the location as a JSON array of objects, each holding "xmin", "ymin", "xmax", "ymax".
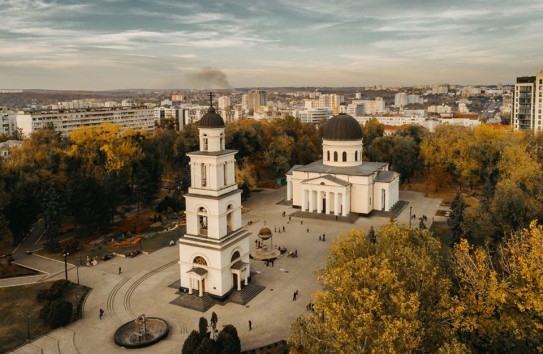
[
  {"xmin": 178, "ymin": 102, "xmax": 250, "ymax": 299},
  {"xmin": 286, "ymin": 113, "xmax": 400, "ymax": 215}
]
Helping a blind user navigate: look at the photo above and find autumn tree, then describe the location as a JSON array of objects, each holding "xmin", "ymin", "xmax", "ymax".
[
  {"xmin": 448, "ymin": 192, "xmax": 467, "ymax": 244},
  {"xmin": 452, "ymin": 222, "xmax": 543, "ymax": 353},
  {"xmin": 290, "ymin": 224, "xmax": 455, "ymax": 353},
  {"xmin": 361, "ymin": 118, "xmax": 384, "ymax": 155}
]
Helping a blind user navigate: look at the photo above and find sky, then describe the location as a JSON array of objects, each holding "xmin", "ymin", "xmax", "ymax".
[{"xmin": 1, "ymin": 0, "xmax": 543, "ymax": 90}]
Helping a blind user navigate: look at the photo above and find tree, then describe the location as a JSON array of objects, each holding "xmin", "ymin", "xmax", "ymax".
[
  {"xmin": 210, "ymin": 312, "xmax": 218, "ymax": 339},
  {"xmin": 452, "ymin": 222, "xmax": 543, "ymax": 353},
  {"xmin": 264, "ymin": 135, "xmax": 295, "ymax": 179},
  {"xmin": 194, "ymin": 336, "xmax": 218, "ymax": 354},
  {"xmin": 40, "ymin": 299, "xmax": 73, "ymax": 329},
  {"xmin": 448, "ymin": 192, "xmax": 467, "ymax": 244},
  {"xmin": 361, "ymin": 118, "xmax": 384, "ymax": 152},
  {"xmin": 217, "ymin": 324, "xmax": 241, "ymax": 354},
  {"xmin": 182, "ymin": 330, "xmax": 201, "ymax": 354},
  {"xmin": 290, "ymin": 224, "xmax": 454, "ymax": 353},
  {"xmin": 198, "ymin": 316, "xmax": 209, "ymax": 339}
]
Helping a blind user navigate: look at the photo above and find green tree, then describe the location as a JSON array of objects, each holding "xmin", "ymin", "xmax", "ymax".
[
  {"xmin": 361, "ymin": 118, "xmax": 384, "ymax": 152},
  {"xmin": 264, "ymin": 135, "xmax": 295, "ymax": 179},
  {"xmin": 217, "ymin": 324, "xmax": 241, "ymax": 354},
  {"xmin": 40, "ymin": 299, "xmax": 73, "ymax": 329},
  {"xmin": 182, "ymin": 330, "xmax": 201, "ymax": 354},
  {"xmin": 198, "ymin": 316, "xmax": 209, "ymax": 339},
  {"xmin": 195, "ymin": 336, "xmax": 218, "ymax": 354}
]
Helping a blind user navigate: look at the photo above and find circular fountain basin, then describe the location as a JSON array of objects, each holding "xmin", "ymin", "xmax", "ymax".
[{"xmin": 114, "ymin": 317, "xmax": 169, "ymax": 348}]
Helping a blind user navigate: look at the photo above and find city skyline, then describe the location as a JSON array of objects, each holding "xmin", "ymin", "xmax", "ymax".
[{"xmin": 1, "ymin": 0, "xmax": 543, "ymax": 90}]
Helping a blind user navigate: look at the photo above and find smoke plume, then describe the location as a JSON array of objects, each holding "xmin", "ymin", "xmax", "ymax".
[{"xmin": 185, "ymin": 68, "xmax": 232, "ymax": 89}]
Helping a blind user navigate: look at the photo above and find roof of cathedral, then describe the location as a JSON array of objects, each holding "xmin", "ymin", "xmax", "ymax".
[
  {"xmin": 292, "ymin": 160, "xmax": 392, "ymax": 177},
  {"xmin": 198, "ymin": 106, "xmax": 225, "ymax": 128},
  {"xmin": 374, "ymin": 170, "xmax": 398, "ymax": 183},
  {"xmin": 322, "ymin": 113, "xmax": 362, "ymax": 141}
]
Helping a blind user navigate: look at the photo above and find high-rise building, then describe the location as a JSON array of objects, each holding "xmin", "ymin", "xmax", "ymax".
[
  {"xmin": 512, "ymin": 71, "xmax": 543, "ymax": 131},
  {"xmin": 394, "ymin": 93, "xmax": 408, "ymax": 107},
  {"xmin": 246, "ymin": 90, "xmax": 267, "ymax": 110},
  {"xmin": 218, "ymin": 95, "xmax": 231, "ymax": 110},
  {"xmin": 319, "ymin": 94, "xmax": 342, "ymax": 114}
]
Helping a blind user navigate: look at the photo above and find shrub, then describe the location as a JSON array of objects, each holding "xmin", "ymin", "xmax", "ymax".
[
  {"xmin": 43, "ymin": 238, "xmax": 61, "ymax": 253},
  {"xmin": 41, "ymin": 299, "xmax": 72, "ymax": 328},
  {"xmin": 62, "ymin": 238, "xmax": 80, "ymax": 254},
  {"xmin": 37, "ymin": 279, "xmax": 70, "ymax": 301}
]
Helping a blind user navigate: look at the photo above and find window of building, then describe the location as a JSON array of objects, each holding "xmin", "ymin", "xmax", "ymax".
[
  {"xmin": 327, "ymin": 150, "xmax": 330, "ymax": 161},
  {"xmin": 334, "ymin": 151, "xmax": 338, "ymax": 162},
  {"xmin": 342, "ymin": 151, "xmax": 347, "ymax": 162},
  {"xmin": 203, "ymin": 134, "xmax": 208, "ymax": 150},
  {"xmin": 201, "ymin": 163, "xmax": 207, "ymax": 187},
  {"xmin": 224, "ymin": 163, "xmax": 228, "ymax": 186},
  {"xmin": 355, "ymin": 151, "xmax": 358, "ymax": 161}
]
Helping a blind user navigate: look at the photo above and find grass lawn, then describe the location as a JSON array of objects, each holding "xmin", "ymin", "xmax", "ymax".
[
  {"xmin": 0, "ymin": 263, "xmax": 41, "ymax": 279},
  {"xmin": 0, "ymin": 281, "xmax": 88, "ymax": 353}
]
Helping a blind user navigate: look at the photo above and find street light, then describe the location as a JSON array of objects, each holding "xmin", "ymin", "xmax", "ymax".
[
  {"xmin": 63, "ymin": 251, "xmax": 70, "ymax": 281},
  {"xmin": 409, "ymin": 206, "xmax": 412, "ymax": 229}
]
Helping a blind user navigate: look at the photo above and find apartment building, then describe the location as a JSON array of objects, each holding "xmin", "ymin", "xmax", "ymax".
[
  {"xmin": 15, "ymin": 108, "xmax": 156, "ymax": 137},
  {"xmin": 512, "ymin": 71, "xmax": 543, "ymax": 131}
]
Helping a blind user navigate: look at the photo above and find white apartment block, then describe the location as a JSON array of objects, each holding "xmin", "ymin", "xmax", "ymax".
[
  {"xmin": 354, "ymin": 115, "xmax": 426, "ymax": 126},
  {"xmin": 428, "ymin": 105, "xmax": 452, "ymax": 114},
  {"xmin": 1, "ymin": 113, "xmax": 17, "ymax": 136},
  {"xmin": 512, "ymin": 71, "xmax": 543, "ymax": 132},
  {"xmin": 218, "ymin": 96, "xmax": 231, "ymax": 110},
  {"xmin": 433, "ymin": 84, "xmax": 449, "ymax": 94},
  {"xmin": 319, "ymin": 94, "xmax": 342, "ymax": 114},
  {"xmin": 353, "ymin": 98, "xmax": 385, "ymax": 115},
  {"xmin": 297, "ymin": 108, "xmax": 333, "ymax": 124},
  {"xmin": 15, "ymin": 108, "xmax": 156, "ymax": 137},
  {"xmin": 394, "ymin": 92, "xmax": 408, "ymax": 107}
]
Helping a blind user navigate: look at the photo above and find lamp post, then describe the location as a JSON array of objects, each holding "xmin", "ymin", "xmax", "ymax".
[
  {"xmin": 77, "ymin": 254, "xmax": 81, "ymax": 285},
  {"xmin": 26, "ymin": 314, "xmax": 31, "ymax": 342},
  {"xmin": 409, "ymin": 206, "xmax": 412, "ymax": 229},
  {"xmin": 63, "ymin": 251, "xmax": 69, "ymax": 281}
]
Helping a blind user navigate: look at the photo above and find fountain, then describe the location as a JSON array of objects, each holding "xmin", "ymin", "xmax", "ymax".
[{"xmin": 114, "ymin": 314, "xmax": 169, "ymax": 348}]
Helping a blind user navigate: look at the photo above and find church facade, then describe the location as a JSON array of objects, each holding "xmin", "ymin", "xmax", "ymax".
[
  {"xmin": 286, "ymin": 113, "xmax": 400, "ymax": 215},
  {"xmin": 178, "ymin": 105, "xmax": 250, "ymax": 299}
]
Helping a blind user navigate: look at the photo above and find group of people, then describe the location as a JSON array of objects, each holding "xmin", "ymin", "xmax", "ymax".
[
  {"xmin": 318, "ymin": 234, "xmax": 326, "ymax": 242},
  {"xmin": 288, "ymin": 249, "xmax": 298, "ymax": 258}
]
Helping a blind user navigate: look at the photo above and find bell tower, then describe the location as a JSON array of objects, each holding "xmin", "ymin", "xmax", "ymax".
[{"xmin": 178, "ymin": 93, "xmax": 251, "ymax": 299}]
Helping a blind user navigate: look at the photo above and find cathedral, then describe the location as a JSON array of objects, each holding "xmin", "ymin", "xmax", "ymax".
[
  {"xmin": 286, "ymin": 113, "xmax": 400, "ymax": 215},
  {"xmin": 178, "ymin": 103, "xmax": 250, "ymax": 300}
]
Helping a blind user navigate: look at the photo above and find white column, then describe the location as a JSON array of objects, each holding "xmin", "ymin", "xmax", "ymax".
[
  {"xmin": 237, "ymin": 273, "xmax": 241, "ymax": 290},
  {"xmin": 198, "ymin": 280, "xmax": 203, "ymax": 297},
  {"xmin": 345, "ymin": 190, "xmax": 351, "ymax": 215},
  {"xmin": 342, "ymin": 192, "xmax": 348, "ymax": 216},
  {"xmin": 301, "ymin": 189, "xmax": 307, "ymax": 211},
  {"xmin": 245, "ymin": 271, "xmax": 248, "ymax": 286},
  {"xmin": 309, "ymin": 189, "xmax": 314, "ymax": 212},
  {"xmin": 188, "ymin": 278, "xmax": 193, "ymax": 295},
  {"xmin": 326, "ymin": 191, "xmax": 331, "ymax": 214},
  {"xmin": 334, "ymin": 192, "xmax": 340, "ymax": 216},
  {"xmin": 317, "ymin": 190, "xmax": 323, "ymax": 213},
  {"xmin": 287, "ymin": 180, "xmax": 292, "ymax": 200}
]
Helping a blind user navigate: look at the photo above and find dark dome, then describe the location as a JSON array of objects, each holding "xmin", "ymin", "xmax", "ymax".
[
  {"xmin": 198, "ymin": 106, "xmax": 225, "ymax": 128},
  {"xmin": 322, "ymin": 113, "xmax": 362, "ymax": 141},
  {"xmin": 258, "ymin": 227, "xmax": 272, "ymax": 240}
]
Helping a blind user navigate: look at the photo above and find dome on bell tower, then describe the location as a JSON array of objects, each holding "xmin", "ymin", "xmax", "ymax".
[{"xmin": 198, "ymin": 106, "xmax": 225, "ymax": 128}]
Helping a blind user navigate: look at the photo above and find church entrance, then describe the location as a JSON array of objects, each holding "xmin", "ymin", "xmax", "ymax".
[{"xmin": 232, "ymin": 273, "xmax": 238, "ymax": 290}]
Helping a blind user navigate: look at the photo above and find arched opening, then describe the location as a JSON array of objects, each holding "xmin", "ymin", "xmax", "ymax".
[
  {"xmin": 334, "ymin": 151, "xmax": 338, "ymax": 162},
  {"xmin": 226, "ymin": 204, "xmax": 234, "ymax": 233},
  {"xmin": 223, "ymin": 163, "xmax": 228, "ymax": 186},
  {"xmin": 342, "ymin": 151, "xmax": 347, "ymax": 162},
  {"xmin": 203, "ymin": 134, "xmax": 208, "ymax": 151},
  {"xmin": 355, "ymin": 150, "xmax": 358, "ymax": 161},
  {"xmin": 231, "ymin": 251, "xmax": 240, "ymax": 262},
  {"xmin": 197, "ymin": 207, "xmax": 208, "ymax": 236},
  {"xmin": 327, "ymin": 150, "xmax": 330, "ymax": 161},
  {"xmin": 193, "ymin": 256, "xmax": 208, "ymax": 266}
]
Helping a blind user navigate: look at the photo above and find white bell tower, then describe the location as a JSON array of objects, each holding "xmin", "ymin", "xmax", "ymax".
[{"xmin": 178, "ymin": 94, "xmax": 250, "ymax": 299}]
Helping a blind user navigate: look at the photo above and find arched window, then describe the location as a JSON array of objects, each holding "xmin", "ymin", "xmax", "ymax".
[
  {"xmin": 224, "ymin": 163, "xmax": 228, "ymax": 186},
  {"xmin": 334, "ymin": 151, "xmax": 338, "ymax": 162},
  {"xmin": 203, "ymin": 134, "xmax": 208, "ymax": 151},
  {"xmin": 355, "ymin": 151, "xmax": 358, "ymax": 161},
  {"xmin": 231, "ymin": 251, "xmax": 240, "ymax": 262},
  {"xmin": 327, "ymin": 151, "xmax": 330, "ymax": 161},
  {"xmin": 193, "ymin": 256, "xmax": 207, "ymax": 266},
  {"xmin": 342, "ymin": 151, "xmax": 347, "ymax": 162}
]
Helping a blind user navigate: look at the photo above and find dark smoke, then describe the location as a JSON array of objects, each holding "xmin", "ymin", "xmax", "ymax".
[{"xmin": 185, "ymin": 68, "xmax": 232, "ymax": 89}]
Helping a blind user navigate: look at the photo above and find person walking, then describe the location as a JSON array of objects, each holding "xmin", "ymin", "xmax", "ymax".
[
  {"xmin": 249, "ymin": 320, "xmax": 252, "ymax": 331},
  {"xmin": 322, "ymin": 234, "xmax": 325, "ymax": 241},
  {"xmin": 99, "ymin": 308, "xmax": 104, "ymax": 320},
  {"xmin": 293, "ymin": 291, "xmax": 296, "ymax": 301},
  {"xmin": 118, "ymin": 266, "xmax": 122, "ymax": 275}
]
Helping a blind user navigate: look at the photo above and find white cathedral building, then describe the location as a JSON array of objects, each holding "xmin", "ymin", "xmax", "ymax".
[
  {"xmin": 286, "ymin": 113, "xmax": 400, "ymax": 215},
  {"xmin": 178, "ymin": 105, "xmax": 250, "ymax": 299}
]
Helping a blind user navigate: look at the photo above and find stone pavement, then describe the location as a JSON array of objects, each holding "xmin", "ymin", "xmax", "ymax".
[{"xmin": 9, "ymin": 187, "xmax": 441, "ymax": 353}]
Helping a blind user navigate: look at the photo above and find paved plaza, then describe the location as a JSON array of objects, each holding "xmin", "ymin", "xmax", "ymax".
[{"xmin": 6, "ymin": 187, "xmax": 442, "ymax": 354}]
